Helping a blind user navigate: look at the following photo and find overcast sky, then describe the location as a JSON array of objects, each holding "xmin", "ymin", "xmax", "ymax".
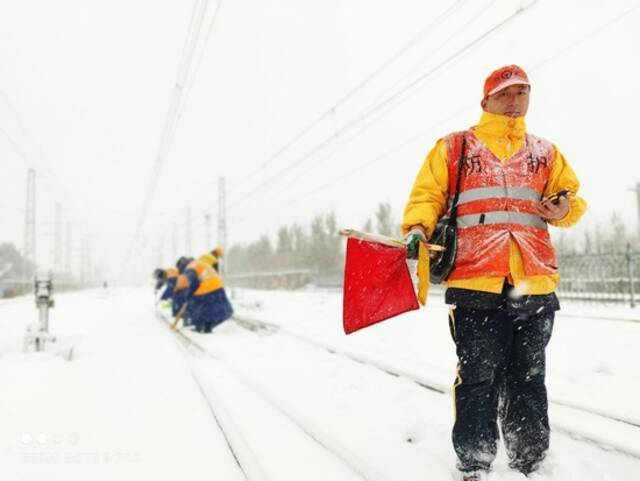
[{"xmin": 1, "ymin": 0, "xmax": 639, "ymax": 281}]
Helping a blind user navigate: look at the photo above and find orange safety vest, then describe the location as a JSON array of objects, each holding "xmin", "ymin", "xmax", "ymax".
[
  {"xmin": 165, "ymin": 267, "xmax": 178, "ymax": 279},
  {"xmin": 444, "ymin": 131, "xmax": 557, "ymax": 280},
  {"xmin": 174, "ymin": 274, "xmax": 189, "ymax": 292},
  {"xmin": 186, "ymin": 260, "xmax": 223, "ymax": 296}
]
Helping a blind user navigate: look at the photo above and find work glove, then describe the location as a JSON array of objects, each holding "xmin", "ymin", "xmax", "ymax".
[{"xmin": 404, "ymin": 227, "xmax": 427, "ymax": 260}]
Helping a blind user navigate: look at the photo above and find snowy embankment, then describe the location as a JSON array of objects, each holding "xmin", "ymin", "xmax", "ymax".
[
  {"xmin": 171, "ymin": 287, "xmax": 640, "ymax": 481},
  {"xmin": 230, "ymin": 287, "xmax": 640, "ymax": 427},
  {"xmin": 0, "ymin": 288, "xmax": 245, "ymax": 481},
  {"xmin": 1, "ymin": 287, "xmax": 639, "ymax": 481},
  {"xmin": 221, "ymin": 287, "xmax": 640, "ymax": 480}
]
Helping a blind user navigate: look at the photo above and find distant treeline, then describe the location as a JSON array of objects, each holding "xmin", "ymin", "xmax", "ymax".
[
  {"xmin": 0, "ymin": 243, "xmax": 35, "ymax": 297},
  {"xmin": 227, "ymin": 203, "xmax": 398, "ymax": 274},
  {"xmin": 0, "ymin": 242, "xmax": 86, "ymax": 298},
  {"xmin": 227, "ymin": 205, "xmax": 640, "ymax": 274},
  {"xmin": 556, "ymin": 211, "xmax": 639, "ymax": 256}
]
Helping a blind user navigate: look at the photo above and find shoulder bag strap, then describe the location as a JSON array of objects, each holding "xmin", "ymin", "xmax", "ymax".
[{"xmin": 447, "ymin": 133, "xmax": 467, "ymax": 227}]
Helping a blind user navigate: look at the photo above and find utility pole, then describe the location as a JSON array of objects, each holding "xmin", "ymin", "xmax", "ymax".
[
  {"xmin": 217, "ymin": 177, "xmax": 227, "ymax": 273},
  {"xmin": 204, "ymin": 213, "xmax": 212, "ymax": 248},
  {"xmin": 23, "ymin": 168, "xmax": 36, "ymax": 283},
  {"xmin": 54, "ymin": 203, "xmax": 62, "ymax": 274},
  {"xmin": 185, "ymin": 208, "xmax": 192, "ymax": 255}
]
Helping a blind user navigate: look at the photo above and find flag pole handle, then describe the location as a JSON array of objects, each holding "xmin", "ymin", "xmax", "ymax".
[{"xmin": 338, "ymin": 228, "xmax": 445, "ymax": 252}]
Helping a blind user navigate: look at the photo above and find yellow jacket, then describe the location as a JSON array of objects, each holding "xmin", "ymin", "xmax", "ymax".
[{"xmin": 402, "ymin": 111, "xmax": 587, "ymax": 295}]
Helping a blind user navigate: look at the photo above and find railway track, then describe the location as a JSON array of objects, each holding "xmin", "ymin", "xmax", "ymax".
[
  {"xmin": 157, "ymin": 304, "xmax": 640, "ymax": 470},
  {"xmin": 227, "ymin": 314, "xmax": 640, "ymax": 460},
  {"xmin": 159, "ymin": 310, "xmax": 392, "ymax": 481}
]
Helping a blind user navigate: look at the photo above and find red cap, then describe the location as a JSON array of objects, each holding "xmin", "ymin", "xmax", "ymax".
[{"xmin": 483, "ymin": 65, "xmax": 530, "ymax": 98}]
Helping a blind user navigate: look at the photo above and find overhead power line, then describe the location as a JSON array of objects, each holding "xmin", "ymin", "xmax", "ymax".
[
  {"xmin": 139, "ymin": 0, "xmax": 211, "ymax": 215},
  {"xmin": 177, "ymin": 0, "xmax": 224, "ymax": 121},
  {"xmin": 532, "ymin": 1, "xmax": 640, "ymax": 71},
  {"xmin": 0, "ymin": 90, "xmax": 107, "ymax": 231},
  {"xmin": 0, "ymin": 90, "xmax": 50, "ymax": 167},
  {"xmin": 228, "ymin": 1, "xmax": 640, "ymax": 227},
  {"xmin": 256, "ymin": 0, "xmax": 498, "ymax": 205},
  {"xmin": 226, "ymin": 0, "xmax": 540, "ymax": 214},
  {"xmin": 225, "ymin": 0, "xmax": 469, "ymax": 197},
  {"xmin": 229, "ymin": 103, "xmax": 473, "ymax": 226},
  {"xmin": 0, "ymin": 125, "xmax": 31, "ymax": 166},
  {"xmin": 126, "ymin": 0, "xmax": 223, "ymax": 263},
  {"xmin": 355, "ymin": 0, "xmax": 498, "ymax": 120}
]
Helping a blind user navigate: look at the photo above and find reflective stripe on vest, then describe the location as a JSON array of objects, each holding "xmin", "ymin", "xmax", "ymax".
[
  {"xmin": 444, "ymin": 130, "xmax": 558, "ymax": 279},
  {"xmin": 452, "ymin": 186, "xmax": 542, "ymax": 206},
  {"xmin": 457, "ymin": 211, "xmax": 547, "ymax": 230}
]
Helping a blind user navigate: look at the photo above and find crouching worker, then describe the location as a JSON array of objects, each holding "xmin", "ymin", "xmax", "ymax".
[
  {"xmin": 173, "ymin": 256, "xmax": 194, "ymax": 327},
  {"xmin": 176, "ymin": 253, "xmax": 233, "ymax": 333},
  {"xmin": 154, "ymin": 267, "xmax": 178, "ymax": 302}
]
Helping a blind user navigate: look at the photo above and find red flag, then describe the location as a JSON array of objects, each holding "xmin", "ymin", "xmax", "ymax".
[{"xmin": 342, "ymin": 237, "xmax": 419, "ymax": 334}]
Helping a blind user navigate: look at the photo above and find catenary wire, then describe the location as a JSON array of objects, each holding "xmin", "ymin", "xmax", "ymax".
[
  {"xmin": 225, "ymin": 0, "xmax": 539, "ymax": 214},
  {"xmin": 260, "ymin": 0, "xmax": 498, "ymax": 204},
  {"xmin": 224, "ymin": 0, "xmax": 469, "ymax": 197},
  {"xmin": 176, "ymin": 0, "xmax": 224, "ymax": 122},
  {"xmin": 227, "ymin": 1, "xmax": 640, "ymax": 226},
  {"xmin": 125, "ymin": 0, "xmax": 223, "ymax": 264}
]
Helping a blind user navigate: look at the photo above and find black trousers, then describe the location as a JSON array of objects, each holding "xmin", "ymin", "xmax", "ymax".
[{"xmin": 447, "ymin": 287, "xmax": 555, "ymax": 474}]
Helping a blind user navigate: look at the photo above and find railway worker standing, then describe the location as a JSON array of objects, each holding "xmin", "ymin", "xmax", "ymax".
[
  {"xmin": 175, "ymin": 253, "xmax": 233, "ymax": 333},
  {"xmin": 402, "ymin": 65, "xmax": 586, "ymax": 480}
]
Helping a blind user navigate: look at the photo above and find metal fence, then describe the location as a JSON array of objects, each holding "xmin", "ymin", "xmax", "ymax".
[
  {"xmin": 225, "ymin": 250, "xmax": 640, "ymax": 308},
  {"xmin": 0, "ymin": 278, "xmax": 89, "ymax": 299},
  {"xmin": 556, "ymin": 249, "xmax": 639, "ymax": 307},
  {"xmin": 225, "ymin": 269, "xmax": 314, "ymax": 290},
  {"xmin": 0, "ymin": 278, "xmax": 33, "ymax": 298},
  {"xmin": 5, "ymin": 251, "xmax": 634, "ymax": 305}
]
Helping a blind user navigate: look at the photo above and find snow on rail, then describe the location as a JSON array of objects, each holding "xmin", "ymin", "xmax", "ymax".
[
  {"xmin": 158, "ymin": 312, "xmax": 269, "ymax": 481},
  {"xmin": 158, "ymin": 310, "xmax": 392, "ymax": 481},
  {"xmin": 228, "ymin": 314, "xmax": 640, "ymax": 461}
]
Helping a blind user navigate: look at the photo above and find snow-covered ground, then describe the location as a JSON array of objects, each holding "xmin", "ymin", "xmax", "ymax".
[
  {"xmin": 0, "ymin": 289, "xmax": 245, "ymax": 481},
  {"xmin": 1, "ymin": 286, "xmax": 639, "ymax": 480}
]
